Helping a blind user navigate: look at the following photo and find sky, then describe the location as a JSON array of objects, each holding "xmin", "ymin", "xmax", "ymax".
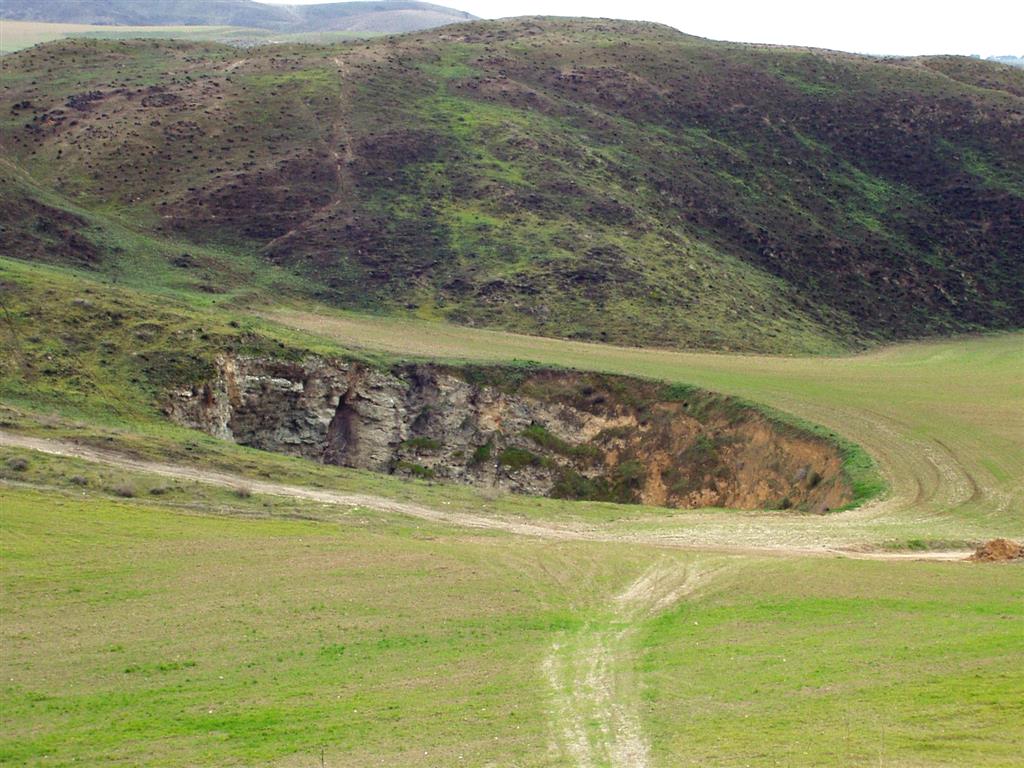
[{"xmin": 256, "ymin": 0, "xmax": 1023, "ymax": 57}]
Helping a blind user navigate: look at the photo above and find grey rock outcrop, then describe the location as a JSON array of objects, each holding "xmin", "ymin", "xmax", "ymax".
[
  {"xmin": 166, "ymin": 356, "xmax": 613, "ymax": 496},
  {"xmin": 166, "ymin": 356, "xmax": 854, "ymax": 511}
]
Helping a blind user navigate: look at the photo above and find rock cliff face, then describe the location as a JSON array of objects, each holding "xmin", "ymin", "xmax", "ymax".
[{"xmin": 166, "ymin": 357, "xmax": 853, "ymax": 512}]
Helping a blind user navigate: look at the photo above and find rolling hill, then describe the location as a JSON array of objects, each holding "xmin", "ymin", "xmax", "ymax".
[
  {"xmin": 1, "ymin": 17, "xmax": 1022, "ymax": 352},
  {"xmin": 1, "ymin": 16, "xmax": 1023, "ymax": 768},
  {"xmin": 0, "ymin": 0, "xmax": 476, "ymax": 34}
]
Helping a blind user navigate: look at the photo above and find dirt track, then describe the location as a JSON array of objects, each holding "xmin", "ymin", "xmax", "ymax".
[
  {"xmin": 544, "ymin": 561, "xmax": 721, "ymax": 767},
  {"xmin": 0, "ymin": 429, "xmax": 978, "ymax": 768},
  {"xmin": 0, "ymin": 431, "xmax": 971, "ymax": 562}
]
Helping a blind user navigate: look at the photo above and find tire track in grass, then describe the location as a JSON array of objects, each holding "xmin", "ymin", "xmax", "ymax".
[
  {"xmin": 0, "ymin": 431, "xmax": 973, "ymax": 561},
  {"xmin": 0, "ymin": 432, "xmax": 976, "ymax": 765},
  {"xmin": 544, "ymin": 561, "xmax": 718, "ymax": 768}
]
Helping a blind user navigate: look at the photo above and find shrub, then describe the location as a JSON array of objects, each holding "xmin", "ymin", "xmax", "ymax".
[
  {"xmin": 660, "ymin": 383, "xmax": 700, "ymax": 402},
  {"xmin": 551, "ymin": 469, "xmax": 602, "ymax": 500},
  {"xmin": 615, "ymin": 460, "xmax": 645, "ymax": 484},
  {"xmin": 498, "ymin": 447, "xmax": 542, "ymax": 470},
  {"xmin": 397, "ymin": 461, "xmax": 435, "ymax": 479},
  {"xmin": 471, "ymin": 441, "xmax": 493, "ymax": 464},
  {"xmin": 523, "ymin": 423, "xmax": 567, "ymax": 452},
  {"xmin": 111, "ymin": 483, "xmax": 136, "ymax": 498},
  {"xmin": 402, "ymin": 436, "xmax": 442, "ymax": 452},
  {"xmin": 691, "ymin": 434, "xmax": 715, "ymax": 457},
  {"xmin": 523, "ymin": 424, "xmax": 601, "ymax": 461}
]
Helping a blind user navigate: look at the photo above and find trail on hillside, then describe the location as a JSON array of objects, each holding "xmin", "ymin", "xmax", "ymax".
[
  {"xmin": 262, "ymin": 54, "xmax": 358, "ymax": 254},
  {"xmin": 544, "ymin": 561, "xmax": 716, "ymax": 767},
  {"xmin": 764, "ymin": 400, "xmax": 983, "ymax": 521},
  {"xmin": 0, "ymin": 431, "xmax": 970, "ymax": 562}
]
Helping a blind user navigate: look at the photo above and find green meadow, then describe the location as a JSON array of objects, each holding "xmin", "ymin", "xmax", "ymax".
[
  {"xmin": 1, "ymin": 256, "xmax": 1022, "ymax": 765},
  {"xmin": 2, "ymin": 483, "xmax": 1021, "ymax": 766},
  {"xmin": 0, "ymin": 20, "xmax": 369, "ymax": 54}
]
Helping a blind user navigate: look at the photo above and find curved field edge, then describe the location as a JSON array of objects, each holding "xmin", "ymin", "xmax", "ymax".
[
  {"xmin": 0, "ymin": 256, "xmax": 877, "ymax": 513},
  {"xmin": 0, "ymin": 258, "xmax": 1020, "ymax": 547},
  {"xmin": 264, "ymin": 306, "xmax": 1024, "ymax": 536}
]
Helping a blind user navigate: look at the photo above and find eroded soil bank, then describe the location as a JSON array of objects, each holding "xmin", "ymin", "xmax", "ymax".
[{"xmin": 166, "ymin": 357, "xmax": 852, "ymax": 511}]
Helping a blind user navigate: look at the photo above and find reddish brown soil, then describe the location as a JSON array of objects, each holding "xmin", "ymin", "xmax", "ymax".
[{"xmin": 969, "ymin": 538, "xmax": 1024, "ymax": 562}]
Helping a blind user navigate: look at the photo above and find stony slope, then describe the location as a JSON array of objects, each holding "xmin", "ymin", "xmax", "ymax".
[{"xmin": 1, "ymin": 17, "xmax": 1022, "ymax": 352}]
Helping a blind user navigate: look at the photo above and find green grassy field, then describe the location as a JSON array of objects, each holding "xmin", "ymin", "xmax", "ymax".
[
  {"xmin": 2, "ymin": 255, "xmax": 1022, "ymax": 765},
  {"xmin": 641, "ymin": 558, "xmax": 1024, "ymax": 766},
  {"xmin": 2, "ymin": 481, "xmax": 1021, "ymax": 766},
  {"xmin": 0, "ymin": 20, "xmax": 371, "ymax": 54},
  {"xmin": 0, "ymin": 486, "xmax": 643, "ymax": 766},
  {"xmin": 271, "ymin": 308, "xmax": 1024, "ymax": 538}
]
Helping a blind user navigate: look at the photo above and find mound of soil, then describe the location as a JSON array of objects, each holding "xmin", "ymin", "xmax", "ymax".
[{"xmin": 969, "ymin": 539, "xmax": 1024, "ymax": 562}]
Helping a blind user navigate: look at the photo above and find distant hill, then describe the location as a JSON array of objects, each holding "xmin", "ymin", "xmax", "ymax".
[
  {"xmin": 0, "ymin": 0, "xmax": 476, "ymax": 34},
  {"xmin": 987, "ymin": 55, "xmax": 1024, "ymax": 68},
  {"xmin": 1, "ymin": 18, "xmax": 1022, "ymax": 352}
]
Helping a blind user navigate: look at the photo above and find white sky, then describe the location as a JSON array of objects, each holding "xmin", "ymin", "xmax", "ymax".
[{"xmin": 256, "ymin": 0, "xmax": 1023, "ymax": 57}]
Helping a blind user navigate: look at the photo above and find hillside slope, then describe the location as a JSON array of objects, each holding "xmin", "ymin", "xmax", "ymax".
[
  {"xmin": 0, "ymin": 0, "xmax": 475, "ymax": 34},
  {"xmin": 1, "ymin": 17, "xmax": 1022, "ymax": 352}
]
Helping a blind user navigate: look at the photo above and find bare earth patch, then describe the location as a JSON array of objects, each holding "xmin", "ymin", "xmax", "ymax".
[{"xmin": 970, "ymin": 538, "xmax": 1024, "ymax": 562}]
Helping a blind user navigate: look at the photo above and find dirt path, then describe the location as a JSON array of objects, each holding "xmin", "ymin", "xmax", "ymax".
[
  {"xmin": 0, "ymin": 431, "xmax": 971, "ymax": 562},
  {"xmin": 0, "ymin": 430, "xmax": 975, "ymax": 764},
  {"xmin": 263, "ymin": 55, "xmax": 358, "ymax": 254},
  {"xmin": 544, "ymin": 561, "xmax": 717, "ymax": 767}
]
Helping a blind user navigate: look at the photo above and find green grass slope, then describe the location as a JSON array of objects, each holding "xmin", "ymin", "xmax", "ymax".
[
  {"xmin": 2, "ymin": 483, "xmax": 1021, "ymax": 766},
  {"xmin": 1, "ymin": 18, "xmax": 1022, "ymax": 353}
]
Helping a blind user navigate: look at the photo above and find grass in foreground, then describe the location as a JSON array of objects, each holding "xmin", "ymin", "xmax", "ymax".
[
  {"xmin": 2, "ymin": 478, "xmax": 1022, "ymax": 766},
  {"xmin": 0, "ymin": 485, "xmax": 650, "ymax": 766},
  {"xmin": 641, "ymin": 557, "xmax": 1024, "ymax": 766}
]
